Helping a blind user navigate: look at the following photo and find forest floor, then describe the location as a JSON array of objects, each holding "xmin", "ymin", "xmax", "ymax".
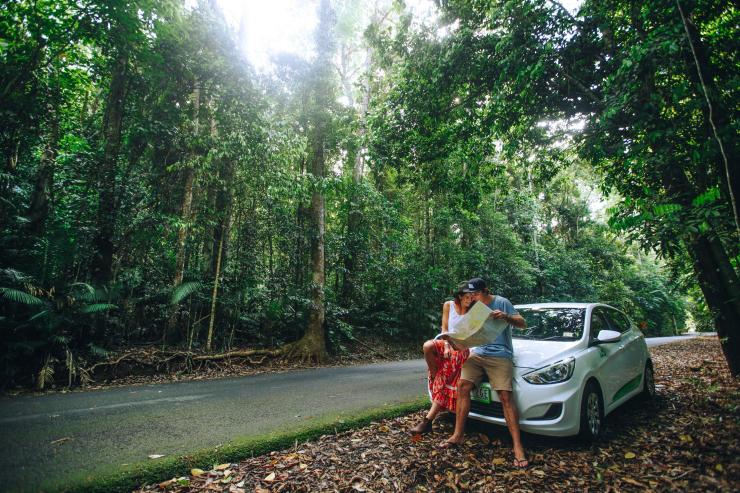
[
  {"xmin": 136, "ymin": 335, "xmax": 738, "ymax": 493},
  {"xmin": 3, "ymin": 337, "xmax": 421, "ymax": 396}
]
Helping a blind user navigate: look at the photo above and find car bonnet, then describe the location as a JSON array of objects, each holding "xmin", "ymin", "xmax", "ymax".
[{"xmin": 512, "ymin": 339, "xmax": 583, "ymax": 371}]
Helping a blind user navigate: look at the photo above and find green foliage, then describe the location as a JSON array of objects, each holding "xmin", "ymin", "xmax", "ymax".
[
  {"xmin": 170, "ymin": 282, "xmax": 203, "ymax": 305},
  {"xmin": 1, "ymin": 0, "xmax": 718, "ymax": 386},
  {"xmin": 0, "ymin": 287, "xmax": 43, "ymax": 305}
]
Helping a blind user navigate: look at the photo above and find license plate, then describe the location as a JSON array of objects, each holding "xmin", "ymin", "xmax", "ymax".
[{"xmin": 472, "ymin": 383, "xmax": 492, "ymax": 404}]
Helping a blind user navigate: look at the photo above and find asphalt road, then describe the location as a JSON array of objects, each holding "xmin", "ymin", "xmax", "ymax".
[
  {"xmin": 0, "ymin": 334, "xmax": 706, "ymax": 491},
  {"xmin": 0, "ymin": 360, "xmax": 427, "ymax": 492},
  {"xmin": 645, "ymin": 333, "xmax": 704, "ymax": 347}
]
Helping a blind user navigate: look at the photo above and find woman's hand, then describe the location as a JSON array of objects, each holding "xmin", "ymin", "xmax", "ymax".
[{"xmin": 443, "ymin": 341, "xmax": 452, "ymax": 358}]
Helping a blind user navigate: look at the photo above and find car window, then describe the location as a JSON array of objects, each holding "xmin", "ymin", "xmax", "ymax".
[
  {"xmin": 589, "ymin": 309, "xmax": 610, "ymax": 340},
  {"xmin": 606, "ymin": 309, "xmax": 631, "ymax": 333},
  {"xmin": 516, "ymin": 308, "xmax": 585, "ymax": 341}
]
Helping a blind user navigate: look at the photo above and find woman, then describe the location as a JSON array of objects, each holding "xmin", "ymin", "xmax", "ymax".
[{"xmin": 409, "ymin": 283, "xmax": 474, "ymax": 434}]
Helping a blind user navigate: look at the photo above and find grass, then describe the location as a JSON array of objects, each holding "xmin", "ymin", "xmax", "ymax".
[{"xmin": 51, "ymin": 398, "xmax": 428, "ymax": 493}]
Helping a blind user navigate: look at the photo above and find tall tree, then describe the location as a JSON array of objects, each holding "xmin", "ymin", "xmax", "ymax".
[{"xmin": 285, "ymin": 0, "xmax": 337, "ymax": 363}]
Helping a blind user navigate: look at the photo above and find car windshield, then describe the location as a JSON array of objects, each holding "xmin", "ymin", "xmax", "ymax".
[{"xmin": 514, "ymin": 308, "xmax": 585, "ymax": 341}]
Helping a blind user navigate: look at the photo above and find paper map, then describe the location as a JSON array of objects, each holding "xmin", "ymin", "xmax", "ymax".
[{"xmin": 442, "ymin": 301, "xmax": 507, "ymax": 349}]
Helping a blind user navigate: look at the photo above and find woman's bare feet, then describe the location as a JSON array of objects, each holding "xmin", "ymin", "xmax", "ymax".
[{"xmin": 409, "ymin": 417, "xmax": 433, "ymax": 435}]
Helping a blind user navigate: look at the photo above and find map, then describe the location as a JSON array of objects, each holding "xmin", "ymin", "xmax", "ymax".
[{"xmin": 442, "ymin": 301, "xmax": 507, "ymax": 349}]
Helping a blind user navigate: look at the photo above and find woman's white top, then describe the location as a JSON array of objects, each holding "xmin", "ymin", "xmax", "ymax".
[{"xmin": 447, "ymin": 300, "xmax": 463, "ymax": 332}]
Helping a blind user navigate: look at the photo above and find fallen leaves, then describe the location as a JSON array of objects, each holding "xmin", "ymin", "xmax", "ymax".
[{"xmin": 137, "ymin": 337, "xmax": 739, "ymax": 493}]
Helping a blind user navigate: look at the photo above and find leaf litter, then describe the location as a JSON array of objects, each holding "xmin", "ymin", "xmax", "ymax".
[{"xmin": 136, "ymin": 336, "xmax": 738, "ymax": 492}]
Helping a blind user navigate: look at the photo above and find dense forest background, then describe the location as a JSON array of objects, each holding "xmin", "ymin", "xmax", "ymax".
[{"xmin": 1, "ymin": 0, "xmax": 737, "ymax": 388}]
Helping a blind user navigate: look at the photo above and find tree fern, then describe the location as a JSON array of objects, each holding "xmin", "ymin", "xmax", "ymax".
[
  {"xmin": 171, "ymin": 281, "xmax": 203, "ymax": 305},
  {"xmin": 0, "ymin": 288, "xmax": 43, "ymax": 305},
  {"xmin": 79, "ymin": 303, "xmax": 117, "ymax": 314}
]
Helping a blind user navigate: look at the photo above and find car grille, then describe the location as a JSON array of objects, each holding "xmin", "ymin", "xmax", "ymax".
[
  {"xmin": 470, "ymin": 401, "xmax": 504, "ymax": 418},
  {"xmin": 469, "ymin": 402, "xmax": 563, "ymax": 421}
]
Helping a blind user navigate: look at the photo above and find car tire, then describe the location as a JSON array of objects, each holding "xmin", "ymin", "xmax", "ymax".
[
  {"xmin": 579, "ymin": 381, "xmax": 604, "ymax": 442},
  {"xmin": 640, "ymin": 361, "xmax": 656, "ymax": 400}
]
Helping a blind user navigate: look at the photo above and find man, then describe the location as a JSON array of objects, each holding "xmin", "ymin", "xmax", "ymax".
[{"xmin": 440, "ymin": 277, "xmax": 529, "ymax": 469}]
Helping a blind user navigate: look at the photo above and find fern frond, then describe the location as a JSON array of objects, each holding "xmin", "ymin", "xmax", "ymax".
[
  {"xmin": 79, "ymin": 303, "xmax": 117, "ymax": 314},
  {"xmin": 37, "ymin": 355, "xmax": 57, "ymax": 390},
  {"xmin": 28, "ymin": 310, "xmax": 50, "ymax": 322},
  {"xmin": 53, "ymin": 335, "xmax": 70, "ymax": 345},
  {"xmin": 70, "ymin": 283, "xmax": 107, "ymax": 302},
  {"xmin": 1, "ymin": 268, "xmax": 28, "ymax": 282},
  {"xmin": 171, "ymin": 281, "xmax": 203, "ymax": 305},
  {"xmin": 692, "ymin": 187, "xmax": 720, "ymax": 207},
  {"xmin": 87, "ymin": 343, "xmax": 109, "ymax": 358},
  {"xmin": 0, "ymin": 287, "xmax": 43, "ymax": 305}
]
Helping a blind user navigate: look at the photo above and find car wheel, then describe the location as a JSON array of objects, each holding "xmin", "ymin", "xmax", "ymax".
[
  {"xmin": 641, "ymin": 361, "xmax": 656, "ymax": 400},
  {"xmin": 579, "ymin": 381, "xmax": 604, "ymax": 441}
]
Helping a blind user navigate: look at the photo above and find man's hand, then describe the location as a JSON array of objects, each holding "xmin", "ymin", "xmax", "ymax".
[{"xmin": 489, "ymin": 310, "xmax": 527, "ymax": 328}]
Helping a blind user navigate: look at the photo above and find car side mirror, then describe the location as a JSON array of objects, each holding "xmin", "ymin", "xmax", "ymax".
[{"xmin": 595, "ymin": 329, "xmax": 621, "ymax": 343}]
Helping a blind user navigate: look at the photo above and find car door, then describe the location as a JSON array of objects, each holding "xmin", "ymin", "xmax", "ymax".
[
  {"xmin": 604, "ymin": 308, "xmax": 645, "ymax": 403},
  {"xmin": 588, "ymin": 307, "xmax": 627, "ymax": 408}
]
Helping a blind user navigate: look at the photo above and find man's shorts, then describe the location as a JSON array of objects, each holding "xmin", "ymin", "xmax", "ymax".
[{"xmin": 460, "ymin": 353, "xmax": 513, "ymax": 391}]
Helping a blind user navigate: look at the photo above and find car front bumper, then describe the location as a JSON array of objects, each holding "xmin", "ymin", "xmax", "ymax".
[{"xmin": 467, "ymin": 376, "xmax": 583, "ymax": 437}]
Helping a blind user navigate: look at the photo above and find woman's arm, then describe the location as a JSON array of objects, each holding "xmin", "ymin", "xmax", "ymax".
[{"xmin": 441, "ymin": 301, "xmax": 450, "ymax": 333}]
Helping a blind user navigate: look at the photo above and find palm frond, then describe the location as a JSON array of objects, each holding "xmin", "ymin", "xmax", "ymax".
[
  {"xmin": 171, "ymin": 281, "xmax": 203, "ymax": 305},
  {"xmin": 0, "ymin": 287, "xmax": 43, "ymax": 305},
  {"xmin": 79, "ymin": 303, "xmax": 117, "ymax": 314}
]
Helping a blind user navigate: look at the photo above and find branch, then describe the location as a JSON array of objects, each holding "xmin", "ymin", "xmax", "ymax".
[{"xmin": 675, "ymin": 0, "xmax": 738, "ymax": 237}]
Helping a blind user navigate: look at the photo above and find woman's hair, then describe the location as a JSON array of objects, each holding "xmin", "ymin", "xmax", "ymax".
[{"xmin": 452, "ymin": 282, "xmax": 468, "ymax": 313}]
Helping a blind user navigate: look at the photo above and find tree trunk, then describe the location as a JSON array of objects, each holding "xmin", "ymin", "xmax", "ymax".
[
  {"xmin": 92, "ymin": 50, "xmax": 128, "ymax": 284},
  {"xmin": 340, "ymin": 42, "xmax": 373, "ymax": 304},
  {"xmin": 165, "ymin": 85, "xmax": 200, "ymax": 342},
  {"xmin": 686, "ymin": 232, "xmax": 740, "ymax": 376},
  {"xmin": 26, "ymin": 106, "xmax": 59, "ymax": 238},
  {"xmin": 677, "ymin": 0, "xmax": 739, "ymax": 237},
  {"xmin": 206, "ymin": 232, "xmax": 224, "ymax": 351},
  {"xmin": 285, "ymin": 0, "xmax": 333, "ymax": 364}
]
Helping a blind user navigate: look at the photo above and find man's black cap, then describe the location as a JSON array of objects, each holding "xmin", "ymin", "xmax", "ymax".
[{"xmin": 462, "ymin": 278, "xmax": 487, "ymax": 292}]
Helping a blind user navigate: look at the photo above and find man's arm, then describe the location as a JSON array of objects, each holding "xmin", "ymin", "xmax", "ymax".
[
  {"xmin": 507, "ymin": 313, "xmax": 526, "ymax": 329},
  {"xmin": 490, "ymin": 310, "xmax": 527, "ymax": 329}
]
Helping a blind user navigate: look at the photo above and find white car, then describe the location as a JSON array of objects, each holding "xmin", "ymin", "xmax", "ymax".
[{"xmin": 467, "ymin": 302, "xmax": 655, "ymax": 440}]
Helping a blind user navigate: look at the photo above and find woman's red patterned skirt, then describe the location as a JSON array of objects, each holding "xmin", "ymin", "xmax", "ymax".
[{"xmin": 429, "ymin": 340, "xmax": 470, "ymax": 412}]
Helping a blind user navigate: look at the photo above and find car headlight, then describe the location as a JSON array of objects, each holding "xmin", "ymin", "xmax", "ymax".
[{"xmin": 523, "ymin": 357, "xmax": 575, "ymax": 384}]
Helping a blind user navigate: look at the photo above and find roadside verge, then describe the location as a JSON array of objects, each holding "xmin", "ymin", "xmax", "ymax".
[{"xmin": 54, "ymin": 399, "xmax": 427, "ymax": 493}]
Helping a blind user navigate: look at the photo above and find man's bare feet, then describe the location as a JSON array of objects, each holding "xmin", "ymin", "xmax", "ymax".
[
  {"xmin": 438, "ymin": 435, "xmax": 464, "ymax": 449},
  {"xmin": 512, "ymin": 443, "xmax": 528, "ymax": 468}
]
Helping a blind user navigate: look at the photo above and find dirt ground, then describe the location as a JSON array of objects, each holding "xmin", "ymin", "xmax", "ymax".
[{"xmin": 137, "ymin": 336, "xmax": 739, "ymax": 492}]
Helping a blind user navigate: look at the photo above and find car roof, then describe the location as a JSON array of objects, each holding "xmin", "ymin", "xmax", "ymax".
[{"xmin": 514, "ymin": 302, "xmax": 605, "ymax": 310}]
